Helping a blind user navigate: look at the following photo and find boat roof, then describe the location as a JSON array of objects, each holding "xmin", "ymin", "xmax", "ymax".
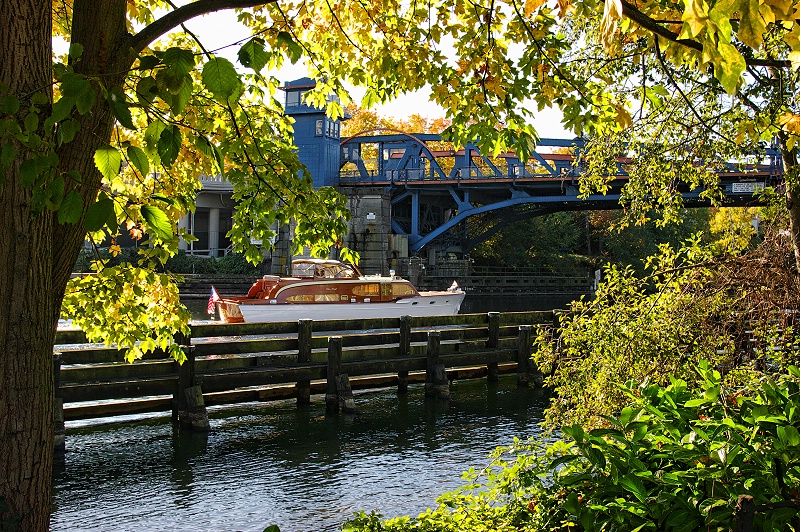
[{"xmin": 291, "ymin": 258, "xmax": 349, "ymax": 265}]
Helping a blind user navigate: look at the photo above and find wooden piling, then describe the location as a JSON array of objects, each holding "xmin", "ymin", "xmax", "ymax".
[
  {"xmin": 487, "ymin": 312, "xmax": 500, "ymax": 348},
  {"xmin": 173, "ymin": 333, "xmax": 210, "ymax": 431},
  {"xmin": 326, "ymin": 336, "xmax": 343, "ymax": 414},
  {"xmin": 399, "ymin": 315, "xmax": 411, "ymax": 357},
  {"xmin": 486, "ymin": 312, "xmax": 501, "ymax": 382},
  {"xmin": 425, "ymin": 331, "xmax": 450, "ymax": 400},
  {"xmin": 397, "ymin": 370, "xmax": 409, "ymax": 394},
  {"xmin": 53, "ymin": 353, "xmax": 65, "ymax": 455},
  {"xmin": 517, "ymin": 325, "xmax": 533, "ymax": 387},
  {"xmin": 296, "ymin": 319, "xmax": 312, "ymax": 405},
  {"xmin": 398, "ymin": 315, "xmax": 411, "ymax": 393},
  {"xmin": 335, "ymin": 374, "xmax": 357, "ymax": 414}
]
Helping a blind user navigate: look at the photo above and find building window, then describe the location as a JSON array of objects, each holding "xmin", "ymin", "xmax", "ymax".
[
  {"xmin": 286, "ymin": 91, "xmax": 300, "ymax": 107},
  {"xmin": 316, "ymin": 119, "xmax": 323, "ymax": 136}
]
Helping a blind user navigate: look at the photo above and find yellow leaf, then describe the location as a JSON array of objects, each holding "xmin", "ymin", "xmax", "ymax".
[
  {"xmin": 524, "ymin": 0, "xmax": 548, "ymax": 16},
  {"xmin": 600, "ymin": 0, "xmax": 624, "ymax": 48},
  {"xmin": 680, "ymin": 0, "xmax": 710, "ymax": 39},
  {"xmin": 615, "ymin": 105, "xmax": 632, "ymax": 129}
]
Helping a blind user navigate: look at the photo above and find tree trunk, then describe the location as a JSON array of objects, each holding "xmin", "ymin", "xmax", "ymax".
[
  {"xmin": 0, "ymin": 2, "xmax": 57, "ymax": 530},
  {"xmin": 0, "ymin": 1, "xmax": 128, "ymax": 529}
]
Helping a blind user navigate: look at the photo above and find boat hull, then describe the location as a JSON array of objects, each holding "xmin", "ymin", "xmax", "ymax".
[{"xmin": 223, "ymin": 291, "xmax": 465, "ymax": 323}]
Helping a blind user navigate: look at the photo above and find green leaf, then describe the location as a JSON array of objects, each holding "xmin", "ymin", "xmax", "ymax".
[
  {"xmin": 1, "ymin": 143, "xmax": 15, "ymax": 170},
  {"xmin": 107, "ymin": 86, "xmax": 136, "ymax": 130},
  {"xmin": 777, "ymin": 425, "xmax": 800, "ymax": 447},
  {"xmin": 157, "ymin": 126, "xmax": 182, "ymax": 167},
  {"xmin": 202, "ymin": 57, "xmax": 241, "ymax": 101},
  {"xmin": 66, "ymin": 169, "xmax": 82, "ymax": 184},
  {"xmin": 263, "ymin": 526, "xmax": 280, "ymax": 532},
  {"xmin": 737, "ymin": 0, "xmax": 766, "ymax": 49},
  {"xmin": 68, "ymin": 43, "xmax": 84, "ymax": 61},
  {"xmin": 144, "ymin": 120, "xmax": 167, "ymax": 152},
  {"xmin": 162, "ymin": 47, "xmax": 196, "ymax": 77},
  {"xmin": 715, "ymin": 42, "xmax": 745, "ymax": 94},
  {"xmin": 127, "ymin": 145, "xmax": 150, "ymax": 176},
  {"xmin": 170, "ymin": 75, "xmax": 193, "ymax": 114},
  {"xmin": 238, "ymin": 38, "xmax": 270, "ymax": 72},
  {"xmin": 47, "ymin": 175, "xmax": 65, "ymax": 209},
  {"xmin": 60, "ymin": 74, "xmax": 91, "ymax": 99},
  {"xmin": 93, "ymin": 145, "xmax": 122, "ymax": 180},
  {"xmin": 618, "ymin": 476, "xmax": 647, "ymax": 503},
  {"xmin": 24, "ymin": 111, "xmax": 39, "ymax": 133},
  {"xmin": 136, "ymin": 76, "xmax": 159, "ymax": 105},
  {"xmin": 141, "ymin": 204, "xmax": 173, "ymax": 240},
  {"xmin": 85, "ymin": 196, "xmax": 114, "ymax": 232},
  {"xmin": 19, "ymin": 158, "xmax": 39, "ymax": 188},
  {"xmin": 138, "ymin": 55, "xmax": 161, "ymax": 70},
  {"xmin": 58, "ymin": 189, "xmax": 83, "ymax": 224},
  {"xmin": 0, "ymin": 96, "xmax": 20, "ymax": 114},
  {"xmin": 57, "ymin": 119, "xmax": 81, "ymax": 145},
  {"xmin": 277, "ymin": 31, "xmax": 303, "ymax": 63},
  {"xmin": 47, "ymin": 98, "xmax": 75, "ymax": 132},
  {"xmin": 76, "ymin": 89, "xmax": 96, "ymax": 115}
]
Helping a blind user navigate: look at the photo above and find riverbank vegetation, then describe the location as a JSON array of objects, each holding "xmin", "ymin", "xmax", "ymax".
[{"xmin": 344, "ymin": 223, "xmax": 800, "ymax": 530}]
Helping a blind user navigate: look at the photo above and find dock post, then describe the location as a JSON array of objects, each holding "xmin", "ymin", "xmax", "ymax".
[
  {"xmin": 398, "ymin": 315, "xmax": 411, "ymax": 394},
  {"xmin": 326, "ymin": 336, "xmax": 343, "ymax": 414},
  {"xmin": 486, "ymin": 312, "xmax": 500, "ymax": 382},
  {"xmin": 296, "ymin": 319, "xmax": 313, "ymax": 406},
  {"xmin": 487, "ymin": 312, "xmax": 500, "ymax": 348},
  {"xmin": 336, "ymin": 374, "xmax": 357, "ymax": 414},
  {"xmin": 425, "ymin": 332, "xmax": 449, "ymax": 400},
  {"xmin": 53, "ymin": 353, "xmax": 65, "ymax": 456},
  {"xmin": 517, "ymin": 325, "xmax": 533, "ymax": 387},
  {"xmin": 173, "ymin": 331, "xmax": 210, "ymax": 431}
]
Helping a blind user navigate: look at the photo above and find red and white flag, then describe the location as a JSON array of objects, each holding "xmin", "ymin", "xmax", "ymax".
[{"xmin": 207, "ymin": 286, "xmax": 221, "ymax": 315}]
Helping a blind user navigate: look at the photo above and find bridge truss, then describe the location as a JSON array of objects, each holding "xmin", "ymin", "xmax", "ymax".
[{"xmin": 338, "ymin": 133, "xmax": 783, "ymax": 254}]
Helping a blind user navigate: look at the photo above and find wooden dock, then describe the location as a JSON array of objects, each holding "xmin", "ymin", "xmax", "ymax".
[{"xmin": 53, "ymin": 311, "xmax": 556, "ymax": 441}]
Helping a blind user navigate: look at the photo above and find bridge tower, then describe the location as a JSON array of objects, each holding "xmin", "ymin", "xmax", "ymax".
[
  {"xmin": 281, "ymin": 78, "xmax": 343, "ymax": 187},
  {"xmin": 282, "ymin": 78, "xmax": 393, "ymax": 276}
]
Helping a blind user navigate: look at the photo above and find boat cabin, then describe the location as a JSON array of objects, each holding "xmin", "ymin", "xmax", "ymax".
[
  {"xmin": 291, "ymin": 258, "xmax": 361, "ymax": 279},
  {"xmin": 242, "ymin": 259, "xmax": 419, "ymax": 304}
]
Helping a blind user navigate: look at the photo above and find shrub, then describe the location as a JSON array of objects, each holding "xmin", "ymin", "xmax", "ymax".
[
  {"xmin": 343, "ymin": 362, "xmax": 800, "ymax": 531},
  {"xmin": 533, "ymin": 234, "xmax": 800, "ymax": 429}
]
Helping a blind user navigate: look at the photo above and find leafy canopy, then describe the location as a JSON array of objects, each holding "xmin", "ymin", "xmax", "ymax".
[{"xmin": 10, "ymin": 0, "xmax": 800, "ymax": 360}]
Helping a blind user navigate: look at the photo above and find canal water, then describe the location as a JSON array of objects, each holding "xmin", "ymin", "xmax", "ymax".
[{"xmin": 52, "ymin": 292, "xmax": 580, "ymax": 531}]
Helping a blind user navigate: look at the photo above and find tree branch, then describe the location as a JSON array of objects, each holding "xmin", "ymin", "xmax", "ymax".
[
  {"xmin": 620, "ymin": 0, "xmax": 791, "ymax": 69},
  {"xmin": 130, "ymin": 0, "xmax": 277, "ymax": 56}
]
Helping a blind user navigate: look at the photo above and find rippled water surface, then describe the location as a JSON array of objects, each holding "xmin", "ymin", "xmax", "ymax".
[{"xmin": 52, "ymin": 377, "xmax": 550, "ymax": 532}]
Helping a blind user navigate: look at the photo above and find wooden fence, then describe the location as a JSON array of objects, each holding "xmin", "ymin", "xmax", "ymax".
[{"xmin": 53, "ymin": 310, "xmax": 557, "ymax": 448}]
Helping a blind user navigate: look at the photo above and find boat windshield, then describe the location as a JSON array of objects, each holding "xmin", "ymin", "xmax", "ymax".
[{"xmin": 292, "ymin": 260, "xmax": 360, "ymax": 279}]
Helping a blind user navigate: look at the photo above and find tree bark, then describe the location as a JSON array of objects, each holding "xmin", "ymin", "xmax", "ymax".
[
  {"xmin": 0, "ymin": 2, "xmax": 56, "ymax": 530},
  {"xmin": 0, "ymin": 1, "xmax": 129, "ymax": 529}
]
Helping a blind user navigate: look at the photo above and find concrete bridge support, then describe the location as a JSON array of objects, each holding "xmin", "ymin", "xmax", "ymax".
[{"xmin": 344, "ymin": 187, "xmax": 393, "ymax": 275}]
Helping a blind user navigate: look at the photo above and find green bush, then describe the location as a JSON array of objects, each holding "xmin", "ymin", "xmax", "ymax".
[
  {"xmin": 343, "ymin": 362, "xmax": 800, "ymax": 531},
  {"xmin": 163, "ymin": 251, "xmax": 217, "ymax": 274},
  {"xmin": 78, "ymin": 249, "xmax": 264, "ymax": 275},
  {"xmin": 534, "ymin": 234, "xmax": 800, "ymax": 429},
  {"xmin": 215, "ymin": 253, "xmax": 260, "ymax": 275}
]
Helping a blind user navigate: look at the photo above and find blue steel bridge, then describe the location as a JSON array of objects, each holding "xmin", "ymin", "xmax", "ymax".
[
  {"xmin": 279, "ymin": 78, "xmax": 783, "ymax": 257},
  {"xmin": 336, "ymin": 132, "xmax": 782, "ymax": 254}
]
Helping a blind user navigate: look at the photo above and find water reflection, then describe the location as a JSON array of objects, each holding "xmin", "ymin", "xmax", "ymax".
[{"xmin": 52, "ymin": 377, "xmax": 550, "ymax": 532}]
